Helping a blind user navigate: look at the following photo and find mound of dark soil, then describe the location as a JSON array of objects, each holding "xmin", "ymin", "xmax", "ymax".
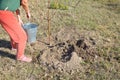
[{"xmin": 34, "ymin": 27, "xmax": 99, "ymax": 72}]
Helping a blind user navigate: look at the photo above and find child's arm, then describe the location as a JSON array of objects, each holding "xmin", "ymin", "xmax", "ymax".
[{"xmin": 21, "ymin": 0, "xmax": 31, "ymax": 18}]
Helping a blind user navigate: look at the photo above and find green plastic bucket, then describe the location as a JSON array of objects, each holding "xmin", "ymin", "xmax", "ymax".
[{"xmin": 23, "ymin": 23, "xmax": 38, "ymax": 43}]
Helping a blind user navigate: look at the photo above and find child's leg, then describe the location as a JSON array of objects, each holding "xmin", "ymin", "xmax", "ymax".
[
  {"xmin": 0, "ymin": 10, "xmax": 32, "ymax": 62},
  {"xmin": 10, "ymin": 38, "xmax": 17, "ymax": 49}
]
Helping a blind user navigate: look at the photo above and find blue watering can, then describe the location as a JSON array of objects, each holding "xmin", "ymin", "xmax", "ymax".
[{"xmin": 23, "ymin": 23, "xmax": 38, "ymax": 43}]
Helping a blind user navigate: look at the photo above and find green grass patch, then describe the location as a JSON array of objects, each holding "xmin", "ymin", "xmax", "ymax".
[{"xmin": 49, "ymin": 2, "xmax": 69, "ymax": 10}]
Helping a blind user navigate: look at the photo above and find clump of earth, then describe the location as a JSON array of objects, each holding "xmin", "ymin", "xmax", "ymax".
[{"xmin": 31, "ymin": 27, "xmax": 107, "ymax": 72}]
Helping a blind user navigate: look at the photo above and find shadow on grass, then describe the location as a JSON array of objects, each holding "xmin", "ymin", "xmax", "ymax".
[
  {"xmin": 0, "ymin": 50, "xmax": 16, "ymax": 60},
  {"xmin": 106, "ymin": 3, "xmax": 120, "ymax": 14},
  {"xmin": 0, "ymin": 39, "xmax": 11, "ymax": 49},
  {"xmin": 0, "ymin": 39, "xmax": 15, "ymax": 60}
]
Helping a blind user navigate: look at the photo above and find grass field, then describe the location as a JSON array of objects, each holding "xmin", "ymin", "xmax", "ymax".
[{"xmin": 0, "ymin": 0, "xmax": 120, "ymax": 80}]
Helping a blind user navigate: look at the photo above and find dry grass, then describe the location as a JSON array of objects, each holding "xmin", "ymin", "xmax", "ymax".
[{"xmin": 0, "ymin": 0, "xmax": 120, "ymax": 80}]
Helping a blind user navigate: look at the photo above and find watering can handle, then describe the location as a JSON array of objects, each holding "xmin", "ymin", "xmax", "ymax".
[
  {"xmin": 28, "ymin": 18, "xmax": 30, "ymax": 23},
  {"xmin": 17, "ymin": 15, "xmax": 24, "ymax": 27},
  {"xmin": 27, "ymin": 17, "xmax": 32, "ymax": 24}
]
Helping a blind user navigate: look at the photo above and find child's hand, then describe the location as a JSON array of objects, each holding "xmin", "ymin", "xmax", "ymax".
[
  {"xmin": 26, "ymin": 12, "xmax": 31, "ymax": 19},
  {"xmin": 16, "ymin": 9, "xmax": 20, "ymax": 15},
  {"xmin": 18, "ymin": 15, "xmax": 23, "ymax": 26}
]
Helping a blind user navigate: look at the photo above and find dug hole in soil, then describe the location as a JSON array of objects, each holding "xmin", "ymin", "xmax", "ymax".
[{"xmin": 32, "ymin": 27, "xmax": 99, "ymax": 72}]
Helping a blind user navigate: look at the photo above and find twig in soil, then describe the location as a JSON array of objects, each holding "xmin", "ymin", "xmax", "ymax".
[
  {"xmin": 47, "ymin": 0, "xmax": 58, "ymax": 45},
  {"xmin": 47, "ymin": 0, "xmax": 51, "ymax": 45},
  {"xmin": 38, "ymin": 39, "xmax": 50, "ymax": 45}
]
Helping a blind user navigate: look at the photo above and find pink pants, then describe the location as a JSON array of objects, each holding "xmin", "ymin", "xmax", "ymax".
[{"xmin": 0, "ymin": 10, "xmax": 27, "ymax": 59}]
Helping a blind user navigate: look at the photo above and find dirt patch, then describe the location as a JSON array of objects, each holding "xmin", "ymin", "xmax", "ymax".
[{"xmin": 33, "ymin": 27, "xmax": 98, "ymax": 72}]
